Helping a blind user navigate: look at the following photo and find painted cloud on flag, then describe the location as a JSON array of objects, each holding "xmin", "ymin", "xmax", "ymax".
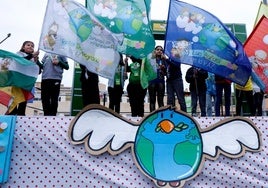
[
  {"xmin": 39, "ymin": 0, "xmax": 123, "ymax": 80},
  {"xmin": 244, "ymin": 16, "xmax": 268, "ymax": 93},
  {"xmin": 164, "ymin": 0, "xmax": 252, "ymax": 86},
  {"xmin": 86, "ymin": 0, "xmax": 155, "ymax": 58}
]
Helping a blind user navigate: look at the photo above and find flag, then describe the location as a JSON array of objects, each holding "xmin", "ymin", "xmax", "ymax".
[
  {"xmin": 244, "ymin": 16, "xmax": 268, "ymax": 93},
  {"xmin": 39, "ymin": 0, "xmax": 123, "ymax": 80},
  {"xmin": 164, "ymin": 0, "xmax": 252, "ymax": 86},
  {"xmin": 254, "ymin": 2, "xmax": 268, "ymax": 26},
  {"xmin": 0, "ymin": 49, "xmax": 39, "ymax": 91},
  {"xmin": 140, "ymin": 56, "xmax": 157, "ymax": 89},
  {"xmin": 0, "ymin": 88, "xmax": 13, "ymax": 107},
  {"xmin": 86, "ymin": 0, "xmax": 155, "ymax": 58},
  {"xmin": 0, "ymin": 86, "xmax": 34, "ymax": 114}
]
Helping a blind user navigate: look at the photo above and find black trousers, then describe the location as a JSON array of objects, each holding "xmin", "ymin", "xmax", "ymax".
[
  {"xmin": 253, "ymin": 92, "xmax": 264, "ymax": 116},
  {"xmin": 235, "ymin": 89, "xmax": 254, "ymax": 116},
  {"xmin": 108, "ymin": 85, "xmax": 123, "ymax": 113},
  {"xmin": 148, "ymin": 82, "xmax": 165, "ymax": 112},
  {"xmin": 81, "ymin": 77, "xmax": 100, "ymax": 107},
  {"xmin": 41, "ymin": 79, "xmax": 61, "ymax": 116},
  {"xmin": 127, "ymin": 83, "xmax": 147, "ymax": 117},
  {"xmin": 8, "ymin": 101, "xmax": 27, "ymax": 115}
]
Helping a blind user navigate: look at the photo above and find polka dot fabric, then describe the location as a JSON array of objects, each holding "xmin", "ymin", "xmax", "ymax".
[{"xmin": 0, "ymin": 116, "xmax": 267, "ymax": 188}]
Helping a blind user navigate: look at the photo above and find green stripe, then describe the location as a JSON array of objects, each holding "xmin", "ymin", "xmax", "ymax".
[{"xmin": 0, "ymin": 71, "xmax": 36, "ymax": 91}]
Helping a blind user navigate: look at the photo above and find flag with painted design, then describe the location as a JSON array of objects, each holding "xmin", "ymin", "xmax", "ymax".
[
  {"xmin": 244, "ymin": 16, "xmax": 268, "ymax": 93},
  {"xmin": 86, "ymin": 0, "xmax": 155, "ymax": 58},
  {"xmin": 164, "ymin": 0, "xmax": 252, "ymax": 86},
  {"xmin": 39, "ymin": 0, "xmax": 123, "ymax": 80}
]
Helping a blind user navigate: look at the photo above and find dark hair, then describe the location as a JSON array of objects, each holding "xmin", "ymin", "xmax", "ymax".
[
  {"xmin": 20, "ymin": 41, "xmax": 34, "ymax": 52},
  {"xmin": 154, "ymin": 45, "xmax": 163, "ymax": 50},
  {"xmin": 130, "ymin": 56, "xmax": 142, "ymax": 64}
]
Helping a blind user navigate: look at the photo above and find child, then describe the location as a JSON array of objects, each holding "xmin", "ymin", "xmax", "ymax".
[{"xmin": 8, "ymin": 41, "xmax": 42, "ymax": 115}]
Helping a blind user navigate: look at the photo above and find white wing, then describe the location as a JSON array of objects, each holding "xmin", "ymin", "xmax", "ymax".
[
  {"xmin": 69, "ymin": 105, "xmax": 139, "ymax": 155},
  {"xmin": 201, "ymin": 119, "xmax": 261, "ymax": 159}
]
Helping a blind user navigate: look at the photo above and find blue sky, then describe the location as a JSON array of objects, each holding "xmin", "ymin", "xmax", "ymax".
[{"xmin": 0, "ymin": 0, "xmax": 261, "ymax": 88}]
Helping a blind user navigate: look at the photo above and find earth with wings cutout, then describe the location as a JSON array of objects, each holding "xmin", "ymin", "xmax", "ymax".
[{"xmin": 68, "ymin": 105, "xmax": 262, "ymax": 188}]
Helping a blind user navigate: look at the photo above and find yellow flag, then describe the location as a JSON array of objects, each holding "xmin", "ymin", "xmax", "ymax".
[{"xmin": 254, "ymin": 2, "xmax": 268, "ymax": 26}]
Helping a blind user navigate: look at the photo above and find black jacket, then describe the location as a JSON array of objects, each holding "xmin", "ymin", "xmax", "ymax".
[{"xmin": 185, "ymin": 67, "xmax": 208, "ymax": 92}]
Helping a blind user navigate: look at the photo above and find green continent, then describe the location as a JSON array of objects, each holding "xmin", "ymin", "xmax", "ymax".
[
  {"xmin": 131, "ymin": 19, "xmax": 142, "ymax": 32},
  {"xmin": 135, "ymin": 136, "xmax": 155, "ymax": 177},
  {"xmin": 173, "ymin": 141, "xmax": 202, "ymax": 168},
  {"xmin": 77, "ymin": 24, "xmax": 92, "ymax": 42}
]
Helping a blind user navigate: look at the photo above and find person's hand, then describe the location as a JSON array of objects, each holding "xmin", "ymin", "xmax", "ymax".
[
  {"xmin": 33, "ymin": 51, "xmax": 39, "ymax": 62},
  {"xmin": 52, "ymin": 55, "xmax": 59, "ymax": 65},
  {"xmin": 161, "ymin": 54, "xmax": 167, "ymax": 60}
]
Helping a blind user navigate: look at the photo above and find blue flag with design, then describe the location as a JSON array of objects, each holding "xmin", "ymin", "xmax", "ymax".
[
  {"xmin": 164, "ymin": 0, "xmax": 252, "ymax": 86},
  {"xmin": 86, "ymin": 0, "xmax": 155, "ymax": 59}
]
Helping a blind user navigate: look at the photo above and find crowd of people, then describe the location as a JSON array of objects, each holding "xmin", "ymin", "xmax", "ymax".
[{"xmin": 6, "ymin": 42, "xmax": 266, "ymax": 117}]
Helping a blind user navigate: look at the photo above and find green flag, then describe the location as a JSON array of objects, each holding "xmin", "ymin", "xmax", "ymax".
[
  {"xmin": 86, "ymin": 0, "xmax": 155, "ymax": 58},
  {"xmin": 140, "ymin": 57, "xmax": 157, "ymax": 89}
]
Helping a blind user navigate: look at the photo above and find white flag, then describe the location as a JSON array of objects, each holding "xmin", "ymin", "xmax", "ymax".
[{"xmin": 39, "ymin": 0, "xmax": 123, "ymax": 79}]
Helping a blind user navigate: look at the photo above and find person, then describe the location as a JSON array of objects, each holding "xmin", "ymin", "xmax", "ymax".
[
  {"xmin": 126, "ymin": 56, "xmax": 147, "ymax": 117},
  {"xmin": 80, "ymin": 64, "xmax": 100, "ymax": 107},
  {"xmin": 206, "ymin": 72, "xmax": 216, "ymax": 117},
  {"xmin": 40, "ymin": 53, "xmax": 69, "ymax": 116},
  {"xmin": 108, "ymin": 54, "xmax": 127, "ymax": 114},
  {"xmin": 235, "ymin": 77, "xmax": 255, "ymax": 116},
  {"xmin": 166, "ymin": 59, "xmax": 187, "ymax": 112},
  {"xmin": 185, "ymin": 66, "xmax": 208, "ymax": 117},
  {"xmin": 252, "ymin": 80, "xmax": 264, "ymax": 116},
  {"xmin": 148, "ymin": 45, "xmax": 167, "ymax": 112},
  {"xmin": 8, "ymin": 41, "xmax": 42, "ymax": 115},
  {"xmin": 214, "ymin": 75, "xmax": 232, "ymax": 116}
]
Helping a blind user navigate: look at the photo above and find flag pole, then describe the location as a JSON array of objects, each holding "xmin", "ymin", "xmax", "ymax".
[{"xmin": 0, "ymin": 33, "xmax": 11, "ymax": 45}]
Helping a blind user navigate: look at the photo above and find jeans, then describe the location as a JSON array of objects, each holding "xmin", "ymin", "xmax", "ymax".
[
  {"xmin": 206, "ymin": 93, "xmax": 215, "ymax": 117},
  {"xmin": 215, "ymin": 83, "xmax": 231, "ymax": 116},
  {"xmin": 166, "ymin": 77, "xmax": 186, "ymax": 112},
  {"xmin": 190, "ymin": 89, "xmax": 206, "ymax": 117}
]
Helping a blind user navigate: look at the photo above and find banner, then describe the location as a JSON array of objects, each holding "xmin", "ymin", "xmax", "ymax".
[
  {"xmin": 0, "ymin": 49, "xmax": 39, "ymax": 91},
  {"xmin": 0, "ymin": 115, "xmax": 16, "ymax": 183},
  {"xmin": 86, "ymin": 0, "xmax": 155, "ymax": 58},
  {"xmin": 164, "ymin": 0, "xmax": 252, "ymax": 86},
  {"xmin": 244, "ymin": 16, "xmax": 268, "ymax": 93},
  {"xmin": 39, "ymin": 0, "xmax": 123, "ymax": 80}
]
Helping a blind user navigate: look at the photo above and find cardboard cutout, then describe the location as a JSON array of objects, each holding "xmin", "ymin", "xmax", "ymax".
[{"xmin": 68, "ymin": 105, "xmax": 262, "ymax": 188}]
